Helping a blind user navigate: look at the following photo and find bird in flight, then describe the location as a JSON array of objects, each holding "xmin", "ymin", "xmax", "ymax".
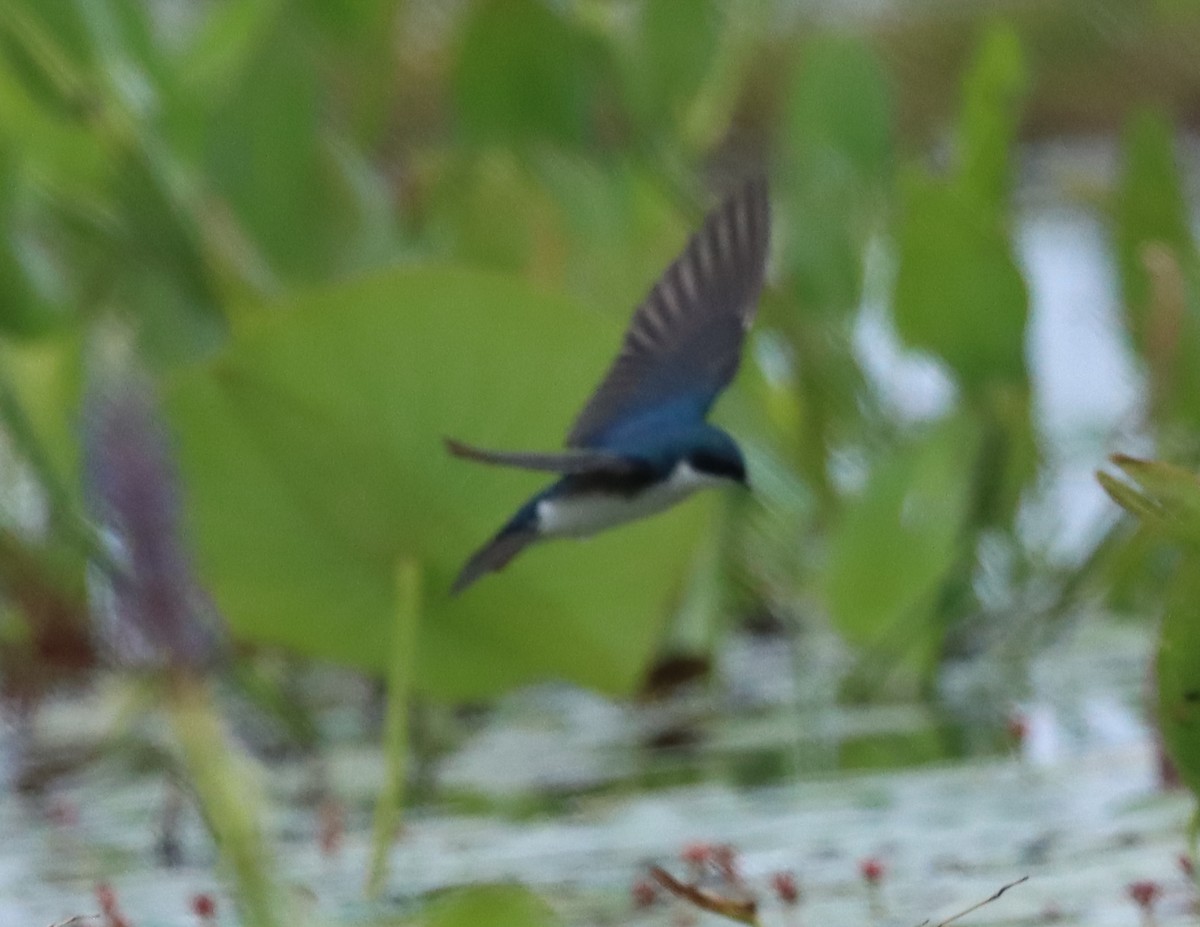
[{"xmin": 447, "ymin": 177, "xmax": 770, "ymax": 594}]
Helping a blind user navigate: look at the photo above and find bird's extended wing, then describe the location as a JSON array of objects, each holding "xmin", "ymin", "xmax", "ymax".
[
  {"xmin": 566, "ymin": 177, "xmax": 770, "ymax": 449},
  {"xmin": 445, "ymin": 438, "xmax": 639, "ymax": 475}
]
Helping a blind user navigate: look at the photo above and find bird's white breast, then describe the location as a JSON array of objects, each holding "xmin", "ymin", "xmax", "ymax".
[{"xmin": 535, "ymin": 461, "xmax": 726, "ymax": 538}]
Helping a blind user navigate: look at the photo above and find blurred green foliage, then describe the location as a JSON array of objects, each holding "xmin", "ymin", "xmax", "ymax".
[
  {"xmin": 1102, "ymin": 457, "xmax": 1200, "ymax": 800},
  {"xmin": 0, "ymin": 0, "xmax": 1199, "ymax": 779},
  {"xmin": 6, "ymin": 0, "xmax": 1200, "ymax": 915},
  {"xmin": 825, "ymin": 414, "xmax": 980, "ymax": 668},
  {"xmin": 1102, "ymin": 97, "xmax": 1200, "ymax": 804}
]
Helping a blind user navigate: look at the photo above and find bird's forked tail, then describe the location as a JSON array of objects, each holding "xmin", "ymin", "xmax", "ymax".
[{"xmin": 450, "ymin": 521, "xmax": 538, "ymax": 595}]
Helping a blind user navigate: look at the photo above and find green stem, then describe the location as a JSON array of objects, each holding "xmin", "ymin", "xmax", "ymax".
[
  {"xmin": 366, "ymin": 558, "xmax": 422, "ymax": 897},
  {"xmin": 166, "ymin": 671, "xmax": 285, "ymax": 927}
]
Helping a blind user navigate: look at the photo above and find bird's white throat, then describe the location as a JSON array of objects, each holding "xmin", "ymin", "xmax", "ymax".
[{"xmin": 535, "ymin": 461, "xmax": 729, "ymax": 539}]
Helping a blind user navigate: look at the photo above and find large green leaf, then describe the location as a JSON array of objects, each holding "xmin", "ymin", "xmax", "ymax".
[
  {"xmin": 1115, "ymin": 108, "xmax": 1193, "ymax": 348},
  {"xmin": 167, "ymin": 265, "xmax": 714, "ymax": 700},
  {"xmin": 780, "ymin": 34, "xmax": 893, "ymax": 317},
  {"xmin": 891, "ymin": 23, "xmax": 1028, "ymax": 393},
  {"xmin": 825, "ymin": 414, "xmax": 980, "ymax": 656},
  {"xmin": 1112, "ymin": 109, "xmax": 1200, "ymax": 430},
  {"xmin": 892, "ymin": 170, "xmax": 1028, "ymax": 390},
  {"xmin": 957, "ymin": 21, "xmax": 1027, "ymax": 218},
  {"xmin": 785, "ymin": 35, "xmax": 892, "ymax": 187}
]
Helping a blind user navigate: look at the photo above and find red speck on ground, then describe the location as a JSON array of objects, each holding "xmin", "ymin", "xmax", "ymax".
[
  {"xmin": 190, "ymin": 892, "xmax": 216, "ymax": 920},
  {"xmin": 1127, "ymin": 879, "xmax": 1161, "ymax": 910},
  {"xmin": 771, "ymin": 870, "xmax": 800, "ymax": 905},
  {"xmin": 859, "ymin": 857, "xmax": 885, "ymax": 885},
  {"xmin": 632, "ymin": 877, "xmax": 659, "ymax": 909},
  {"xmin": 680, "ymin": 842, "xmax": 713, "ymax": 867}
]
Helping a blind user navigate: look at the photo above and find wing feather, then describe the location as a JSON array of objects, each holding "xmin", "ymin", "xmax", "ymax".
[{"xmin": 566, "ymin": 177, "xmax": 770, "ymax": 448}]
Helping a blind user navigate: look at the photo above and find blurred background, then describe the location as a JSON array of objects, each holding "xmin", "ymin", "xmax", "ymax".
[{"xmin": 3, "ymin": 0, "xmax": 1200, "ymax": 924}]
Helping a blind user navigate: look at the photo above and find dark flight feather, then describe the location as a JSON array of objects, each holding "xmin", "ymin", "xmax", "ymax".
[{"xmin": 566, "ymin": 177, "xmax": 770, "ymax": 448}]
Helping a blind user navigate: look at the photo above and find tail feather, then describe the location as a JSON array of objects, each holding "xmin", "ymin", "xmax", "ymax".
[
  {"xmin": 451, "ymin": 527, "xmax": 538, "ymax": 595},
  {"xmin": 445, "ymin": 437, "xmax": 634, "ymax": 475}
]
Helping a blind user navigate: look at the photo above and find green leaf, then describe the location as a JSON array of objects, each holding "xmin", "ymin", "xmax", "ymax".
[
  {"xmin": 786, "ymin": 34, "xmax": 892, "ymax": 187},
  {"xmin": 825, "ymin": 414, "xmax": 980, "ymax": 656},
  {"xmin": 203, "ymin": 19, "xmax": 340, "ymax": 281},
  {"xmin": 167, "ymin": 266, "xmax": 714, "ymax": 700},
  {"xmin": 0, "ymin": 50, "xmax": 112, "ymax": 198},
  {"xmin": 957, "ymin": 21, "xmax": 1028, "ymax": 216},
  {"xmin": 0, "ymin": 334, "xmax": 83, "ymax": 499},
  {"xmin": 0, "ymin": 151, "xmax": 64, "ymax": 337},
  {"xmin": 1158, "ymin": 552, "xmax": 1200, "ymax": 799},
  {"xmin": 890, "ymin": 23, "xmax": 1029, "ymax": 394},
  {"xmin": 779, "ymin": 34, "xmax": 892, "ymax": 316},
  {"xmin": 1099, "ymin": 454, "xmax": 1200, "ymax": 545},
  {"xmin": 180, "ymin": 0, "xmax": 285, "ymax": 103},
  {"xmin": 453, "ymin": 0, "xmax": 604, "ymax": 149},
  {"xmin": 419, "ymin": 884, "xmax": 560, "ymax": 927},
  {"xmin": 1115, "ymin": 108, "xmax": 1193, "ymax": 348},
  {"xmin": 974, "ymin": 383, "xmax": 1038, "ymax": 526},
  {"xmin": 621, "ymin": 0, "xmax": 722, "ymax": 130},
  {"xmin": 892, "ymin": 170, "xmax": 1028, "ymax": 390}
]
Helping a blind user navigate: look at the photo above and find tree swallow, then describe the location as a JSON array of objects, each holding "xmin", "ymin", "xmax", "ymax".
[{"xmin": 448, "ymin": 177, "xmax": 770, "ymax": 594}]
